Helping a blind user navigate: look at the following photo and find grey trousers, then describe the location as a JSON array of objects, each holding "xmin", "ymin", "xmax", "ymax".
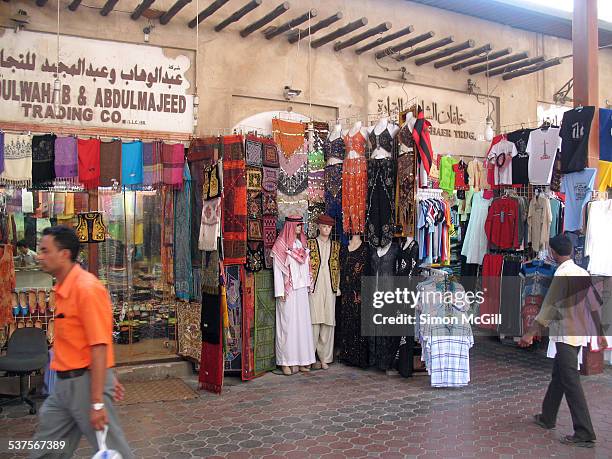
[{"xmin": 30, "ymin": 369, "xmax": 133, "ymax": 459}]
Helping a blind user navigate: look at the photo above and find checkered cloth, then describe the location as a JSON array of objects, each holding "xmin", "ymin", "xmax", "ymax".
[{"xmin": 427, "ymin": 323, "xmax": 473, "ymax": 388}]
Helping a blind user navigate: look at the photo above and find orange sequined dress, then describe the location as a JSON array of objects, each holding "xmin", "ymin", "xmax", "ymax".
[
  {"xmin": 0, "ymin": 244, "xmax": 16, "ymax": 327},
  {"xmin": 342, "ymin": 131, "xmax": 368, "ymax": 234}
]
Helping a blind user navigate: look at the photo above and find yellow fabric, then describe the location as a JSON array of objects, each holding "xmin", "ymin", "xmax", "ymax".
[
  {"xmin": 134, "ymin": 222, "xmax": 144, "ymax": 245},
  {"xmin": 64, "ymin": 193, "xmax": 75, "ymax": 216},
  {"xmin": 598, "ymin": 160, "xmax": 612, "ymax": 192}
]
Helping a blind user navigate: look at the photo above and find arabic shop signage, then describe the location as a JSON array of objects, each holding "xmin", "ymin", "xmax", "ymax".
[
  {"xmin": 0, "ymin": 30, "xmax": 194, "ymax": 133},
  {"xmin": 369, "ymin": 79, "xmax": 492, "ymax": 156}
]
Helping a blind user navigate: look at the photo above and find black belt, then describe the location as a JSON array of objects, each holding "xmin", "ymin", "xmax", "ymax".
[{"xmin": 57, "ymin": 368, "xmax": 88, "ymax": 379}]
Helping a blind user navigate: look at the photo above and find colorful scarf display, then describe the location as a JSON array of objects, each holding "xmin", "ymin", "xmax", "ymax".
[
  {"xmin": 0, "ymin": 134, "xmax": 32, "ymax": 187},
  {"xmin": 99, "ymin": 140, "xmax": 122, "ymax": 187},
  {"xmin": 162, "ymin": 143, "xmax": 185, "ymax": 188},
  {"xmin": 222, "ymin": 135, "xmax": 247, "ymax": 264},
  {"xmin": 0, "ymin": 132, "xmax": 4, "ymax": 175},
  {"xmin": 77, "ymin": 138, "xmax": 101, "ymax": 189},
  {"xmin": 189, "ymin": 136, "xmax": 221, "ymax": 164},
  {"xmin": 174, "ymin": 164, "xmax": 193, "ymax": 300},
  {"xmin": 54, "ymin": 136, "xmax": 78, "ymax": 180},
  {"xmin": 143, "ymin": 141, "xmax": 163, "ymax": 187},
  {"xmin": 412, "ymin": 110, "xmax": 434, "ymax": 174},
  {"xmin": 31, "ymin": 134, "xmax": 56, "ymax": 187},
  {"xmin": 272, "ymin": 119, "xmax": 306, "ymax": 158},
  {"xmin": 121, "ymin": 141, "xmax": 144, "ymax": 187}
]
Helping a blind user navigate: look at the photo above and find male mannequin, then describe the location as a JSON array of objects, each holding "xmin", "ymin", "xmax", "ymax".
[{"xmin": 308, "ymin": 215, "xmax": 341, "ymax": 369}]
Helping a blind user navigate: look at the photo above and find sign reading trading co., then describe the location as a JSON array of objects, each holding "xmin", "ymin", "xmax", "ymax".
[{"xmin": 0, "ymin": 31, "xmax": 194, "ymax": 133}]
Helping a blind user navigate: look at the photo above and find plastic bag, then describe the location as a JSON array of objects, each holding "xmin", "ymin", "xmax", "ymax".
[{"xmin": 91, "ymin": 426, "xmax": 122, "ymax": 459}]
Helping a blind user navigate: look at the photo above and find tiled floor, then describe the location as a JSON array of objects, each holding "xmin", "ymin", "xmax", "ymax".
[{"xmin": 1, "ymin": 338, "xmax": 611, "ymax": 458}]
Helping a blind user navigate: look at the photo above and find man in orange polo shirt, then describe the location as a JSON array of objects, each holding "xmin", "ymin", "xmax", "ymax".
[{"xmin": 30, "ymin": 226, "xmax": 132, "ymax": 459}]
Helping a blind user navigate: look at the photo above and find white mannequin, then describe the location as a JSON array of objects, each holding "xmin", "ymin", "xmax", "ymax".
[
  {"xmin": 344, "ymin": 121, "xmax": 369, "ymax": 160},
  {"xmin": 377, "ymin": 241, "xmax": 392, "ymax": 257},
  {"xmin": 369, "ymin": 116, "xmax": 399, "ymax": 160},
  {"xmin": 348, "ymin": 234, "xmax": 363, "ymax": 251},
  {"xmin": 403, "ymin": 236, "xmax": 414, "ymax": 250},
  {"xmin": 327, "ymin": 124, "xmax": 344, "ymax": 166}
]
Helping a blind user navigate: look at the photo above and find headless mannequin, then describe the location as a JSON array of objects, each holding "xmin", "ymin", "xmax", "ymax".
[
  {"xmin": 344, "ymin": 121, "xmax": 369, "ymax": 160},
  {"xmin": 369, "ymin": 116, "xmax": 399, "ymax": 160},
  {"xmin": 348, "ymin": 234, "xmax": 363, "ymax": 251},
  {"xmin": 309, "ymin": 223, "xmax": 337, "ymax": 370},
  {"xmin": 327, "ymin": 124, "xmax": 343, "ymax": 166},
  {"xmin": 377, "ymin": 242, "xmax": 392, "ymax": 258}
]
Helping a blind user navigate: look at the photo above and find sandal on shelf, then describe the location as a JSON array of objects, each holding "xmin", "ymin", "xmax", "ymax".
[
  {"xmin": 19, "ymin": 292, "xmax": 27, "ymax": 314},
  {"xmin": 37, "ymin": 290, "xmax": 47, "ymax": 314},
  {"xmin": 26, "ymin": 319, "xmax": 33, "ymax": 328},
  {"xmin": 48, "ymin": 291, "xmax": 56, "ymax": 312},
  {"xmin": 28, "ymin": 291, "xmax": 37, "ymax": 313},
  {"xmin": 34, "ymin": 320, "xmax": 43, "ymax": 329},
  {"xmin": 17, "ymin": 320, "xmax": 25, "ymax": 329},
  {"xmin": 47, "ymin": 319, "xmax": 55, "ymax": 342},
  {"xmin": 12, "ymin": 292, "xmax": 20, "ymax": 317}
]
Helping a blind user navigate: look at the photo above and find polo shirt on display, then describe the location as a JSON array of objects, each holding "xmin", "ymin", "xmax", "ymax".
[
  {"xmin": 507, "ymin": 129, "xmax": 534, "ymax": 185},
  {"xmin": 559, "ymin": 106, "xmax": 595, "ymax": 173},
  {"xmin": 527, "ymin": 127, "xmax": 561, "ymax": 185},
  {"xmin": 484, "ymin": 196, "xmax": 520, "ymax": 249},
  {"xmin": 560, "ymin": 168, "xmax": 596, "ymax": 232},
  {"xmin": 600, "ymin": 108, "xmax": 612, "ymax": 162},
  {"xmin": 51, "ymin": 264, "xmax": 115, "ymax": 372},
  {"xmin": 487, "ymin": 139, "xmax": 517, "ymax": 186}
]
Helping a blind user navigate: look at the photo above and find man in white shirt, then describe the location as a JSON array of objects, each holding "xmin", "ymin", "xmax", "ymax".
[
  {"xmin": 520, "ymin": 234, "xmax": 607, "ymax": 448},
  {"xmin": 16, "ymin": 240, "xmax": 37, "ymax": 266}
]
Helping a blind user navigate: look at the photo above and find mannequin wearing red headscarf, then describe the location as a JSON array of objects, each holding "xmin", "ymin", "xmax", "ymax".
[{"xmin": 272, "ymin": 216, "xmax": 316, "ymax": 375}]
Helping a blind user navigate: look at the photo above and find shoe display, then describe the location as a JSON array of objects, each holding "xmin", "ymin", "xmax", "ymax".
[{"xmin": 37, "ymin": 290, "xmax": 47, "ymax": 314}]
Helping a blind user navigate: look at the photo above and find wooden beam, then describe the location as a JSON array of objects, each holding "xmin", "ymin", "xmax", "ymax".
[
  {"xmin": 68, "ymin": 0, "xmax": 82, "ymax": 11},
  {"xmin": 188, "ymin": 0, "xmax": 230, "ymax": 28},
  {"xmin": 395, "ymin": 36, "xmax": 453, "ymax": 62},
  {"xmin": 288, "ymin": 12, "xmax": 343, "ymax": 44},
  {"xmin": 160, "ymin": 0, "xmax": 192, "ymax": 25},
  {"xmin": 502, "ymin": 57, "xmax": 563, "ymax": 80},
  {"xmin": 573, "ymin": 0, "xmax": 600, "ymax": 171},
  {"xmin": 487, "ymin": 56, "xmax": 545, "ymax": 77},
  {"xmin": 434, "ymin": 44, "xmax": 492, "ymax": 68},
  {"xmin": 334, "ymin": 22, "xmax": 391, "ymax": 52},
  {"xmin": 452, "ymin": 48, "xmax": 512, "ymax": 71},
  {"xmin": 355, "ymin": 25, "xmax": 414, "ymax": 55},
  {"xmin": 374, "ymin": 31, "xmax": 434, "ymax": 59},
  {"xmin": 240, "ymin": 2, "xmax": 290, "ymax": 38},
  {"xmin": 468, "ymin": 52, "xmax": 529, "ymax": 75},
  {"xmin": 215, "ymin": 0, "xmax": 263, "ymax": 32},
  {"xmin": 311, "ymin": 18, "xmax": 368, "ymax": 49},
  {"xmin": 264, "ymin": 10, "xmax": 317, "ymax": 39},
  {"xmin": 131, "ymin": 0, "xmax": 156, "ymax": 20},
  {"xmin": 100, "ymin": 0, "xmax": 120, "ymax": 17},
  {"xmin": 415, "ymin": 40, "xmax": 474, "ymax": 66}
]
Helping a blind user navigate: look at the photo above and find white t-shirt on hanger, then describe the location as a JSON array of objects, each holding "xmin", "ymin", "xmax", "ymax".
[
  {"xmin": 487, "ymin": 139, "xmax": 517, "ymax": 185},
  {"xmin": 526, "ymin": 128, "xmax": 561, "ymax": 185}
]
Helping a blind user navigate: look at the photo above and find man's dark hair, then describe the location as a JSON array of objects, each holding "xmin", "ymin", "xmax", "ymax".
[
  {"xmin": 42, "ymin": 226, "xmax": 80, "ymax": 262},
  {"xmin": 16, "ymin": 239, "xmax": 28, "ymax": 249},
  {"xmin": 549, "ymin": 234, "xmax": 573, "ymax": 257}
]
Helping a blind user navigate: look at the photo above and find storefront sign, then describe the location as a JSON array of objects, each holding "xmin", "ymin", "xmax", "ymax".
[
  {"xmin": 369, "ymin": 78, "xmax": 494, "ymax": 156},
  {"xmin": 0, "ymin": 30, "xmax": 194, "ymax": 133}
]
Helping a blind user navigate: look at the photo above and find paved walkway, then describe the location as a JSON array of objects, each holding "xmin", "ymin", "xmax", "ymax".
[{"xmin": 1, "ymin": 338, "xmax": 611, "ymax": 458}]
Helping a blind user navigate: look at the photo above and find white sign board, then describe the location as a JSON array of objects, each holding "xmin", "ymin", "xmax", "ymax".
[
  {"xmin": 0, "ymin": 30, "xmax": 194, "ymax": 133},
  {"xmin": 368, "ymin": 79, "xmax": 494, "ymax": 157}
]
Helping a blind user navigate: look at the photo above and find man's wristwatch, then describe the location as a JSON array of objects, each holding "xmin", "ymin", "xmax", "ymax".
[{"xmin": 92, "ymin": 403, "xmax": 105, "ymax": 411}]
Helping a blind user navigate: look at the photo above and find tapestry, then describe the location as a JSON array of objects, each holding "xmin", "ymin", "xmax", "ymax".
[
  {"xmin": 272, "ymin": 119, "xmax": 306, "ymax": 158},
  {"xmin": 202, "ymin": 162, "xmax": 221, "ymax": 200},
  {"xmin": 189, "ymin": 136, "xmax": 221, "ymax": 164},
  {"xmin": 224, "ymin": 265, "xmax": 243, "ymax": 373},
  {"xmin": 223, "ymin": 134, "xmax": 245, "ymax": 161},
  {"xmin": 262, "ymin": 215, "xmax": 277, "ymax": 269},
  {"xmin": 247, "ymin": 191, "xmax": 263, "ymax": 220},
  {"xmin": 245, "ymin": 135, "xmax": 263, "ymax": 167},
  {"xmin": 242, "ymin": 271, "xmax": 256, "ymax": 380},
  {"xmin": 245, "ymin": 241, "xmax": 264, "ymax": 273},
  {"xmin": 278, "ymin": 162, "xmax": 308, "ymax": 196},
  {"xmin": 262, "ymin": 167, "xmax": 278, "ymax": 192},
  {"xmin": 222, "ymin": 143, "xmax": 247, "ymax": 264},
  {"xmin": 247, "ymin": 219, "xmax": 263, "ymax": 241},
  {"xmin": 254, "ymin": 270, "xmax": 276, "ymax": 375},
  {"xmin": 201, "ymin": 250, "xmax": 220, "ymax": 296},
  {"xmin": 246, "ymin": 167, "xmax": 263, "ymax": 191},
  {"xmin": 177, "ymin": 301, "xmax": 202, "ymax": 362},
  {"xmin": 262, "ymin": 191, "xmax": 278, "ymax": 216},
  {"xmin": 261, "ymin": 138, "xmax": 280, "ymax": 168}
]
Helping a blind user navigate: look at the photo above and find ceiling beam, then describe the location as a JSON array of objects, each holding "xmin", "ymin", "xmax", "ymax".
[
  {"xmin": 240, "ymin": 2, "xmax": 291, "ymax": 37},
  {"xmin": 452, "ymin": 47, "xmax": 512, "ymax": 71},
  {"xmin": 311, "ymin": 17, "xmax": 368, "ymax": 49},
  {"xmin": 68, "ymin": 0, "xmax": 82, "ymax": 11},
  {"xmin": 415, "ymin": 40, "xmax": 475, "ymax": 66},
  {"xmin": 487, "ymin": 56, "xmax": 545, "ymax": 77},
  {"xmin": 334, "ymin": 22, "xmax": 392, "ymax": 52},
  {"xmin": 374, "ymin": 31, "xmax": 434, "ymax": 59},
  {"xmin": 395, "ymin": 36, "xmax": 454, "ymax": 62},
  {"xmin": 160, "ymin": 0, "xmax": 192, "ymax": 25},
  {"xmin": 100, "ymin": 0, "xmax": 120, "ymax": 17},
  {"xmin": 355, "ymin": 25, "xmax": 414, "ymax": 55},
  {"xmin": 433, "ymin": 44, "xmax": 492, "ymax": 68},
  {"xmin": 502, "ymin": 57, "xmax": 563, "ymax": 80},
  {"xmin": 188, "ymin": 0, "xmax": 230, "ymax": 28},
  {"xmin": 288, "ymin": 12, "xmax": 343, "ymax": 44},
  {"xmin": 468, "ymin": 52, "xmax": 529, "ymax": 74},
  {"xmin": 131, "ymin": 0, "xmax": 156, "ymax": 20},
  {"xmin": 215, "ymin": 0, "xmax": 263, "ymax": 32},
  {"xmin": 264, "ymin": 10, "xmax": 317, "ymax": 39}
]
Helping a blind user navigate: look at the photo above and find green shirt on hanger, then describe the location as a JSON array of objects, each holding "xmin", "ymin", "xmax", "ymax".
[{"xmin": 439, "ymin": 155, "xmax": 459, "ymax": 193}]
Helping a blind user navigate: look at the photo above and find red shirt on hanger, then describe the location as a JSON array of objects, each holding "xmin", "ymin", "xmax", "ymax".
[{"xmin": 484, "ymin": 196, "xmax": 520, "ymax": 249}]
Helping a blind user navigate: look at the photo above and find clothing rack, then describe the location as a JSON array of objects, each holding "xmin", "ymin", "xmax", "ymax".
[{"xmin": 416, "ymin": 188, "xmax": 445, "ymax": 200}]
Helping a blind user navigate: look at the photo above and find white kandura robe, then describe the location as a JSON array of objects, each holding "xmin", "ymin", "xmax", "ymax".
[{"xmin": 273, "ymin": 240, "xmax": 316, "ymax": 366}]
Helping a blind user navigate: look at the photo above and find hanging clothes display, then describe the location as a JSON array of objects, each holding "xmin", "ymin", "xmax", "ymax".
[
  {"xmin": 585, "ymin": 199, "xmax": 612, "ymax": 276},
  {"xmin": 461, "ymin": 191, "xmax": 492, "ymax": 264},
  {"xmin": 366, "ymin": 158, "xmax": 396, "ymax": 248},
  {"xmin": 54, "ymin": 136, "xmax": 78, "ymax": 182},
  {"xmin": 77, "ymin": 138, "xmax": 101, "ymax": 189},
  {"xmin": 75, "ymin": 212, "xmax": 106, "ymax": 243},
  {"xmin": 549, "ymin": 196, "xmax": 564, "ymax": 238},
  {"xmin": 560, "ymin": 168, "xmax": 596, "ymax": 232},
  {"xmin": 99, "ymin": 140, "xmax": 122, "ymax": 188},
  {"xmin": 324, "ymin": 163, "xmax": 347, "ymax": 245},
  {"xmin": 0, "ymin": 244, "xmax": 16, "ymax": 328},
  {"xmin": 528, "ymin": 193, "xmax": 552, "ymax": 253},
  {"xmin": 411, "ymin": 110, "xmax": 434, "ymax": 174},
  {"xmin": 559, "ymin": 106, "xmax": 595, "ymax": 174},
  {"xmin": 438, "ymin": 155, "xmax": 458, "ymax": 193},
  {"xmin": 174, "ymin": 164, "xmax": 193, "ymax": 301},
  {"xmin": 162, "ymin": 143, "xmax": 185, "ymax": 188},
  {"xmin": 31, "ymin": 134, "xmax": 56, "ymax": 188},
  {"xmin": 142, "ymin": 141, "xmax": 163, "ymax": 187},
  {"xmin": 527, "ymin": 127, "xmax": 561, "ymax": 185},
  {"xmin": 1, "ymin": 134, "xmax": 33, "ymax": 187},
  {"xmin": 272, "ymin": 119, "xmax": 306, "ymax": 159},
  {"xmin": 507, "ymin": 128, "xmax": 534, "ymax": 185},
  {"xmin": 417, "ymin": 197, "xmax": 452, "ymax": 265},
  {"xmin": 480, "ymin": 253, "xmax": 504, "ymax": 330},
  {"xmin": 222, "ymin": 135, "xmax": 247, "ymax": 265},
  {"xmin": 121, "ymin": 141, "xmax": 144, "ymax": 188},
  {"xmin": 307, "ymin": 122, "xmax": 328, "ymax": 238},
  {"xmin": 342, "ymin": 131, "xmax": 368, "ymax": 234},
  {"xmin": 485, "ymin": 195, "xmax": 520, "ymax": 250}
]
